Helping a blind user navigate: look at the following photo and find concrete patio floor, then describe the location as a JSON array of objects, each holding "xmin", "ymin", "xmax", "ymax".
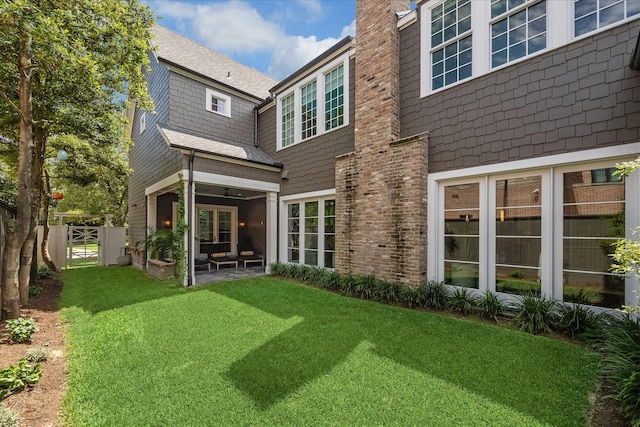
[{"xmin": 194, "ymin": 266, "xmax": 267, "ymax": 285}]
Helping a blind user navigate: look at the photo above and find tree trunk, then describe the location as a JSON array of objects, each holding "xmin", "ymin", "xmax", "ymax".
[
  {"xmin": 41, "ymin": 169, "xmax": 58, "ymax": 271},
  {"xmin": 2, "ymin": 34, "xmax": 33, "ymax": 320},
  {"xmin": 18, "ymin": 125, "xmax": 45, "ymax": 304}
]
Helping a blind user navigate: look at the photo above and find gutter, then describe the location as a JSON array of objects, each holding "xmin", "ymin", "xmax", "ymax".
[{"xmin": 254, "ymin": 107, "xmax": 258, "ymax": 147}]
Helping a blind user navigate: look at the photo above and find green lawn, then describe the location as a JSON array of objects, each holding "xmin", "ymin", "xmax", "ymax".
[{"xmin": 60, "ymin": 267, "xmax": 599, "ymax": 426}]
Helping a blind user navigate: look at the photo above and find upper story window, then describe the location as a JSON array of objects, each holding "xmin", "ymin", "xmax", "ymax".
[
  {"xmin": 276, "ymin": 54, "xmax": 350, "ymax": 150},
  {"xmin": 139, "ymin": 112, "xmax": 146, "ymax": 134},
  {"xmin": 420, "ymin": 0, "xmax": 639, "ymax": 97},
  {"xmin": 490, "ymin": 0, "xmax": 546, "ymax": 68},
  {"xmin": 575, "ymin": 0, "xmax": 640, "ymax": 36},
  {"xmin": 205, "ymin": 88, "xmax": 231, "ymax": 118}
]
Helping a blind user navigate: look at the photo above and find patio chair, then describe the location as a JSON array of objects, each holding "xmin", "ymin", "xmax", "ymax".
[
  {"xmin": 194, "ymin": 253, "xmax": 210, "ymax": 272},
  {"xmin": 237, "ymin": 247, "xmax": 264, "ymax": 268},
  {"xmin": 209, "ymin": 252, "xmax": 238, "ymax": 270}
]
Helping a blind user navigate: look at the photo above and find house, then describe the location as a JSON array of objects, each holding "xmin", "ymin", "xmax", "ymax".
[{"xmin": 129, "ymin": 0, "xmax": 640, "ymax": 310}]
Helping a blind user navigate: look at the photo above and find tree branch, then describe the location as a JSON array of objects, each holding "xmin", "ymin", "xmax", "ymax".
[{"xmin": 0, "ymin": 90, "xmax": 20, "ymax": 115}]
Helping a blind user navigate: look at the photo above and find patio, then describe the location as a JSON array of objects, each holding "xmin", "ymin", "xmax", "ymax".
[{"xmin": 194, "ymin": 265, "xmax": 267, "ymax": 285}]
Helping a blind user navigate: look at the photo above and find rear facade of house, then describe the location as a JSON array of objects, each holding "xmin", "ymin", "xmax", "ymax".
[{"xmin": 129, "ymin": 0, "xmax": 640, "ymax": 309}]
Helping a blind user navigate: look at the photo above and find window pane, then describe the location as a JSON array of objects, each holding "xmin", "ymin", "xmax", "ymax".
[
  {"xmin": 496, "ymin": 265, "xmax": 540, "ymax": 294},
  {"xmin": 281, "ymin": 94, "xmax": 295, "ymax": 147},
  {"xmin": 563, "ymin": 168, "xmax": 625, "ymax": 308},
  {"xmin": 305, "ymin": 250, "xmax": 318, "ymax": 266},
  {"xmin": 491, "ymin": 0, "xmax": 507, "ymax": 18},
  {"xmin": 600, "ymin": 2, "xmax": 624, "ymax": 27},
  {"xmin": 325, "ymin": 65, "xmax": 344, "ymax": 131},
  {"xmin": 575, "ymin": 0, "xmax": 597, "ymax": 19},
  {"xmin": 301, "ymin": 81, "xmax": 317, "ymax": 140},
  {"xmin": 445, "ymin": 261, "xmax": 479, "ymax": 288},
  {"xmin": 491, "ymin": 1, "xmax": 546, "ymax": 68}
]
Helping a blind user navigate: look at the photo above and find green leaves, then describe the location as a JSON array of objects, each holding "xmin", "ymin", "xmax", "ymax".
[
  {"xmin": 0, "ymin": 359, "xmax": 43, "ymax": 400},
  {"xmin": 4, "ymin": 317, "xmax": 39, "ymax": 343}
]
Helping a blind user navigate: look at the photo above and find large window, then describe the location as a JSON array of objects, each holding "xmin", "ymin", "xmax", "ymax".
[
  {"xmin": 282, "ymin": 196, "xmax": 335, "ymax": 268},
  {"xmin": 430, "ymin": 0, "xmax": 472, "ymax": 90},
  {"xmin": 575, "ymin": 0, "xmax": 640, "ymax": 37},
  {"xmin": 420, "ymin": 0, "xmax": 638, "ymax": 96},
  {"xmin": 276, "ymin": 55, "xmax": 349, "ymax": 150},
  {"xmin": 432, "ymin": 156, "xmax": 637, "ymax": 309}
]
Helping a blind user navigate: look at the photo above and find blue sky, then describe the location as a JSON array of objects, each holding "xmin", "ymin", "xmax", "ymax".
[{"xmin": 147, "ymin": 0, "xmax": 357, "ymax": 80}]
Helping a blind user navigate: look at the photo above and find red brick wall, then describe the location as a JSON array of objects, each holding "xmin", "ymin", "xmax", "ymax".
[{"xmin": 336, "ymin": 0, "xmax": 428, "ymax": 286}]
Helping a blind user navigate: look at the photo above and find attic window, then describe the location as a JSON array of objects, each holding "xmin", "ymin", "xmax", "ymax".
[{"xmin": 205, "ymin": 88, "xmax": 231, "ymax": 118}]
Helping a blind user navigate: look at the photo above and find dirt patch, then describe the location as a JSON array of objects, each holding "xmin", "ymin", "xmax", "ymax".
[{"xmin": 1, "ymin": 275, "xmax": 66, "ymax": 427}]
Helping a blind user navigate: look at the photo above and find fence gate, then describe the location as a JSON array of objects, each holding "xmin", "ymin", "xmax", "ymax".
[{"xmin": 68, "ymin": 226, "xmax": 101, "ymax": 267}]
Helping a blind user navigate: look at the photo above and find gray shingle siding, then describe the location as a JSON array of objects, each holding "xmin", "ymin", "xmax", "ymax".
[
  {"xmin": 129, "ymin": 54, "xmax": 182, "ymax": 245},
  {"xmin": 259, "ymin": 57, "xmax": 356, "ymax": 197},
  {"xmin": 399, "ymin": 17, "xmax": 640, "ymax": 174},
  {"xmin": 168, "ymin": 72, "xmax": 258, "ymax": 144}
]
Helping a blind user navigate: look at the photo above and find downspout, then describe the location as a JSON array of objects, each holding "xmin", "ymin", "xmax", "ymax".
[
  {"xmin": 187, "ymin": 149, "xmax": 195, "ymax": 286},
  {"xmin": 254, "ymin": 107, "xmax": 259, "ymax": 147}
]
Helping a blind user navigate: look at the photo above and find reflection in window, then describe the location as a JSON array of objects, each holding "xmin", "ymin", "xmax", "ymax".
[
  {"xmin": 288, "ymin": 203, "xmax": 300, "ymax": 263},
  {"xmin": 324, "ymin": 200, "xmax": 336, "ymax": 268},
  {"xmin": 491, "ymin": 0, "xmax": 546, "ymax": 68},
  {"xmin": 563, "ymin": 169, "xmax": 625, "ymax": 307},
  {"xmin": 495, "ymin": 176, "xmax": 542, "ymax": 295},
  {"xmin": 444, "ymin": 183, "xmax": 480, "ymax": 288},
  {"xmin": 301, "ymin": 81, "xmax": 317, "ymax": 140},
  {"xmin": 575, "ymin": 0, "xmax": 640, "ymax": 37}
]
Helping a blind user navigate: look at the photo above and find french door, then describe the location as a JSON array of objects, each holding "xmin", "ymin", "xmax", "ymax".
[{"xmin": 196, "ymin": 205, "xmax": 237, "ymax": 252}]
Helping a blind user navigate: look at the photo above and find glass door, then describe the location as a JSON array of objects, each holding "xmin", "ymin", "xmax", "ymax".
[{"xmin": 196, "ymin": 205, "xmax": 237, "ymax": 253}]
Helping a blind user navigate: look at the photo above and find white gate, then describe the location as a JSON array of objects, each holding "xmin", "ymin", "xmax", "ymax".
[{"xmin": 68, "ymin": 226, "xmax": 100, "ymax": 267}]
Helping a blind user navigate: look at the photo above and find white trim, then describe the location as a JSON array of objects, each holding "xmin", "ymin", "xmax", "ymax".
[
  {"xmin": 189, "ymin": 170, "xmax": 280, "ymax": 193},
  {"xmin": 280, "ymin": 188, "xmax": 335, "ymax": 202},
  {"xmin": 398, "ymin": 9, "xmax": 417, "ymax": 31},
  {"xmin": 145, "ymin": 172, "xmax": 182, "ymax": 196},
  {"xmin": 266, "ymin": 192, "xmax": 278, "ymax": 272},
  {"xmin": 276, "ymin": 53, "xmax": 350, "ymax": 151},
  {"xmin": 205, "ymin": 88, "xmax": 231, "ymax": 118},
  {"xmin": 139, "ymin": 112, "xmax": 146, "ymax": 134},
  {"xmin": 172, "ymin": 148, "xmax": 282, "ymax": 172}
]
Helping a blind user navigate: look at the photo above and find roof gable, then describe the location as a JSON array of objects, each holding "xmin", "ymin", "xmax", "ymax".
[{"xmin": 151, "ymin": 25, "xmax": 278, "ymax": 100}]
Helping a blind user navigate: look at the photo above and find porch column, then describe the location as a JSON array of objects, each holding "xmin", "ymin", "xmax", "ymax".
[
  {"xmin": 146, "ymin": 194, "xmax": 157, "ymax": 268},
  {"xmin": 265, "ymin": 191, "xmax": 278, "ymax": 273}
]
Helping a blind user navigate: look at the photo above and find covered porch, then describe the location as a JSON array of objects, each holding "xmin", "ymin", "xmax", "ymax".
[{"xmin": 145, "ymin": 171, "xmax": 279, "ymax": 286}]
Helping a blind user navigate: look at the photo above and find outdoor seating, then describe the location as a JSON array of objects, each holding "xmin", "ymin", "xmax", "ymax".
[
  {"xmin": 209, "ymin": 252, "xmax": 238, "ymax": 270},
  {"xmin": 237, "ymin": 247, "xmax": 264, "ymax": 268},
  {"xmin": 194, "ymin": 253, "xmax": 210, "ymax": 271}
]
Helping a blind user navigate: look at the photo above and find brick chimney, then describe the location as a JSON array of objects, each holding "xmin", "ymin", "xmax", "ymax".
[{"xmin": 336, "ymin": 0, "xmax": 428, "ymax": 286}]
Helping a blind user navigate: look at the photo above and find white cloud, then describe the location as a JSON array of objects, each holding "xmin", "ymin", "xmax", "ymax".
[
  {"xmin": 152, "ymin": 0, "xmax": 350, "ymax": 80},
  {"xmin": 340, "ymin": 19, "xmax": 356, "ymax": 38}
]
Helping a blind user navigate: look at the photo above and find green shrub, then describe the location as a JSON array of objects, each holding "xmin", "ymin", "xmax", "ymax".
[
  {"xmin": 355, "ymin": 275, "xmax": 377, "ymax": 300},
  {"xmin": 5, "ymin": 318, "xmax": 39, "ymax": 343},
  {"xmin": 378, "ymin": 281, "xmax": 401, "ymax": 303},
  {"xmin": 29, "ymin": 285, "xmax": 43, "ymax": 297},
  {"xmin": 37, "ymin": 264, "xmax": 52, "ymax": 279},
  {"xmin": 318, "ymin": 270, "xmax": 341, "ymax": 290},
  {"xmin": 0, "ymin": 404, "xmax": 18, "ymax": 427},
  {"xmin": 557, "ymin": 302, "xmax": 600, "ymax": 338},
  {"xmin": 0, "ymin": 359, "xmax": 43, "ymax": 399},
  {"xmin": 600, "ymin": 314, "xmax": 640, "ymax": 425},
  {"xmin": 338, "ymin": 276, "xmax": 358, "ymax": 297},
  {"xmin": 448, "ymin": 287, "xmax": 476, "ymax": 314},
  {"xmin": 417, "ymin": 281, "xmax": 449, "ymax": 310},
  {"xmin": 399, "ymin": 286, "xmax": 420, "ymax": 308},
  {"xmin": 508, "ymin": 270, "xmax": 525, "ymax": 280},
  {"xmin": 268, "ymin": 262, "xmax": 286, "ymax": 276},
  {"xmin": 513, "ymin": 292, "xmax": 557, "ymax": 335},
  {"xmin": 25, "ymin": 347, "xmax": 48, "ymax": 363},
  {"xmin": 476, "ymin": 290, "xmax": 506, "ymax": 321}
]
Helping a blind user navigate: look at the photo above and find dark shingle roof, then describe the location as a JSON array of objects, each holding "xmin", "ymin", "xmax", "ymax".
[
  {"xmin": 151, "ymin": 25, "xmax": 278, "ymax": 99},
  {"xmin": 157, "ymin": 123, "xmax": 282, "ymax": 169}
]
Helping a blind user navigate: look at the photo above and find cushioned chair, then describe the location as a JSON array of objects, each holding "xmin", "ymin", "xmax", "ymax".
[
  {"xmin": 194, "ymin": 253, "xmax": 210, "ymax": 271},
  {"xmin": 237, "ymin": 248, "xmax": 264, "ymax": 268},
  {"xmin": 209, "ymin": 252, "xmax": 238, "ymax": 270}
]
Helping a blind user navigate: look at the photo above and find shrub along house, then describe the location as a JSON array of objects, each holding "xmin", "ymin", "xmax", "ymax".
[{"xmin": 129, "ymin": 0, "xmax": 640, "ymax": 310}]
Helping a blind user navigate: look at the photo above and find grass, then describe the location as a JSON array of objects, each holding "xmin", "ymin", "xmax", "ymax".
[{"xmin": 60, "ymin": 267, "xmax": 599, "ymax": 426}]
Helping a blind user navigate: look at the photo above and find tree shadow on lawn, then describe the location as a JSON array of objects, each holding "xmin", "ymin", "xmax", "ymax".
[
  {"xmin": 58, "ymin": 267, "xmax": 204, "ymax": 314},
  {"xmin": 214, "ymin": 278, "xmax": 598, "ymax": 424}
]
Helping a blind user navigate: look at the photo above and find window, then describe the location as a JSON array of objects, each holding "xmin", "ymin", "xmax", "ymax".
[
  {"xmin": 282, "ymin": 196, "xmax": 336, "ymax": 267},
  {"xmin": 324, "ymin": 65, "xmax": 345, "ymax": 131},
  {"xmin": 139, "ymin": 112, "xmax": 146, "ymax": 134},
  {"xmin": 430, "ymin": 0, "xmax": 472, "ymax": 90},
  {"xmin": 490, "ymin": 0, "xmax": 546, "ymax": 68},
  {"xmin": 281, "ymin": 94, "xmax": 295, "ymax": 148},
  {"xmin": 276, "ymin": 54, "xmax": 350, "ymax": 150},
  {"xmin": 205, "ymin": 88, "xmax": 231, "ymax": 118},
  {"xmin": 420, "ymin": 0, "xmax": 638, "ymax": 96},
  {"xmin": 575, "ymin": 0, "xmax": 640, "ymax": 37},
  {"xmin": 432, "ymin": 156, "xmax": 636, "ymax": 308},
  {"xmin": 301, "ymin": 81, "xmax": 317, "ymax": 140}
]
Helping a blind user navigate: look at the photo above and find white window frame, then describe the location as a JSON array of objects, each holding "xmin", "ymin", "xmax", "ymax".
[
  {"xmin": 139, "ymin": 112, "xmax": 146, "ymax": 134},
  {"xmin": 279, "ymin": 189, "xmax": 336, "ymax": 267},
  {"xmin": 276, "ymin": 54, "xmax": 350, "ymax": 151},
  {"xmin": 205, "ymin": 88, "xmax": 231, "ymax": 118},
  {"xmin": 419, "ymin": 0, "xmax": 639, "ymax": 97},
  {"xmin": 427, "ymin": 144, "xmax": 640, "ymax": 308}
]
